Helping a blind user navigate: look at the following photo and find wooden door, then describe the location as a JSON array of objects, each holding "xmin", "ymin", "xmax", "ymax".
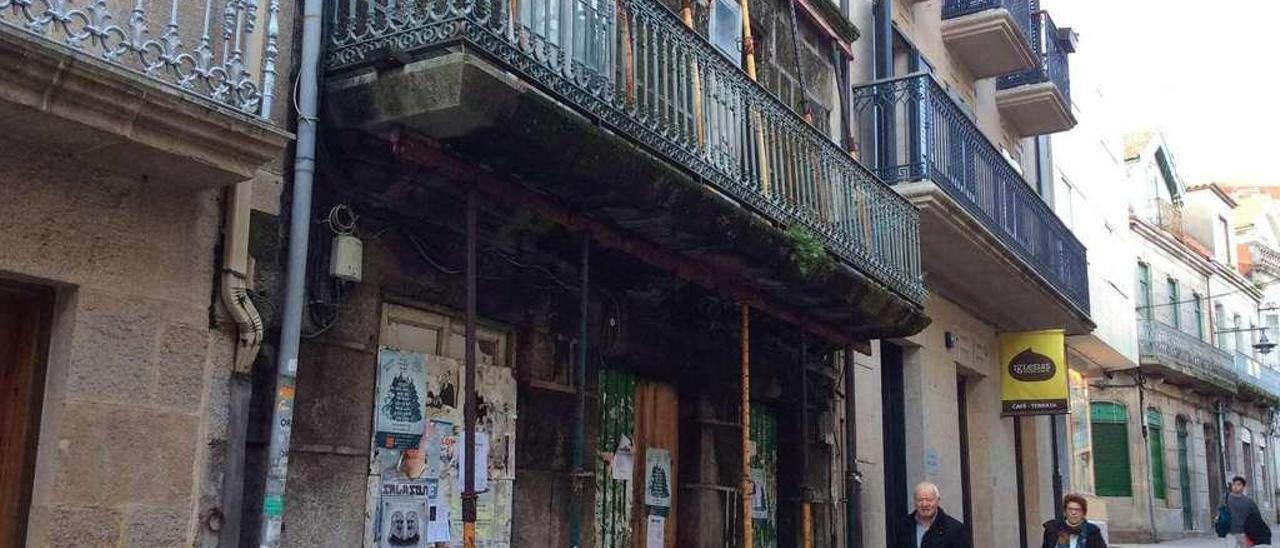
[
  {"xmin": 632, "ymin": 380, "xmax": 677, "ymax": 548},
  {"xmin": 0, "ymin": 282, "xmax": 52, "ymax": 546}
]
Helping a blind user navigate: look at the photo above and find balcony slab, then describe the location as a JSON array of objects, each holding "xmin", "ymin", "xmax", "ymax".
[
  {"xmin": 0, "ymin": 26, "xmax": 290, "ymax": 189},
  {"xmin": 996, "ymin": 81, "xmax": 1076, "ymax": 136},
  {"xmin": 941, "ymin": 8, "xmax": 1037, "ymax": 78},
  {"xmin": 326, "ymin": 50, "xmax": 930, "ymax": 340}
]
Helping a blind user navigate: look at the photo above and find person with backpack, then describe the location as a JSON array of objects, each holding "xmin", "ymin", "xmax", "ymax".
[{"xmin": 1217, "ymin": 476, "xmax": 1272, "ymax": 547}]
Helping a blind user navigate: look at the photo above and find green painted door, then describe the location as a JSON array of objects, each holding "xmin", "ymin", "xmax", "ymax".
[
  {"xmin": 1091, "ymin": 402, "xmax": 1133, "ymax": 497},
  {"xmin": 1149, "ymin": 410, "xmax": 1166, "ymax": 500},
  {"xmin": 1178, "ymin": 419, "xmax": 1193, "ymax": 530},
  {"xmin": 750, "ymin": 404, "xmax": 777, "ymax": 548},
  {"xmin": 596, "ymin": 369, "xmax": 636, "ymax": 548}
]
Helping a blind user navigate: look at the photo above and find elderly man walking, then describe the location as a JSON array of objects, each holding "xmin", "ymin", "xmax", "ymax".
[{"xmin": 896, "ymin": 481, "xmax": 972, "ymax": 548}]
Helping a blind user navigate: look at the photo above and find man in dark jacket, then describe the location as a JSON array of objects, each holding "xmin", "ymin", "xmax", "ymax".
[{"xmin": 897, "ymin": 482, "xmax": 971, "ymax": 548}]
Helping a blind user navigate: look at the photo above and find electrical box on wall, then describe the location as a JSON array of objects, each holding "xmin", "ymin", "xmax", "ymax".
[{"xmin": 329, "ymin": 234, "xmax": 363, "ymax": 282}]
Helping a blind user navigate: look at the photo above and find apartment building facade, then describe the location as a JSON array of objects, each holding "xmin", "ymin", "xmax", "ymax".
[{"xmin": 0, "ymin": 0, "xmax": 294, "ymax": 545}]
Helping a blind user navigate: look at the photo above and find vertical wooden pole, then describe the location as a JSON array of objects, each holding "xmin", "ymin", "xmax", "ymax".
[
  {"xmin": 741, "ymin": 304, "xmax": 753, "ymax": 548},
  {"xmin": 736, "ymin": 0, "xmax": 770, "ymax": 197},
  {"xmin": 463, "ymin": 187, "xmax": 478, "ymax": 548},
  {"xmin": 681, "ymin": 0, "xmax": 706, "ymax": 149},
  {"xmin": 801, "ymin": 503, "xmax": 813, "ymax": 548}
]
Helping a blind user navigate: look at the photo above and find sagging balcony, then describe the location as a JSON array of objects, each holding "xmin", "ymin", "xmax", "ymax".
[
  {"xmin": 1137, "ymin": 319, "xmax": 1237, "ymax": 394},
  {"xmin": 941, "ymin": 0, "xmax": 1037, "ymax": 78},
  {"xmin": 0, "ymin": 0, "xmax": 289, "ymax": 186},
  {"xmin": 1232, "ymin": 352, "xmax": 1280, "ymax": 403},
  {"xmin": 996, "ymin": 11, "xmax": 1075, "ymax": 136},
  {"xmin": 853, "ymin": 73, "xmax": 1091, "ymax": 333},
  {"xmin": 322, "ymin": 0, "xmax": 929, "ymax": 338}
]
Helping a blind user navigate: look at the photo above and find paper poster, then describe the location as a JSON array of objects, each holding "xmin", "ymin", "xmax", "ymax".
[
  {"xmin": 426, "ymin": 419, "xmax": 454, "ymax": 478},
  {"xmin": 644, "ymin": 448, "xmax": 672, "ymax": 508},
  {"xmin": 379, "ymin": 478, "xmax": 437, "ymax": 548},
  {"xmin": 750, "ymin": 467, "xmax": 768, "ymax": 519},
  {"xmin": 375, "ymin": 348, "xmax": 429, "ymax": 450},
  {"xmin": 645, "ymin": 515, "xmax": 665, "ymax": 548},
  {"xmin": 426, "ymin": 502, "xmax": 450, "ymax": 542},
  {"xmin": 456, "ymin": 432, "xmax": 490, "ymax": 492},
  {"xmin": 611, "ymin": 435, "xmax": 635, "ymax": 480}
]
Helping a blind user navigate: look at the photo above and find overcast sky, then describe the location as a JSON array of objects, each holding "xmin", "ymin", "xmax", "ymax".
[{"xmin": 1042, "ymin": 0, "xmax": 1280, "ymax": 185}]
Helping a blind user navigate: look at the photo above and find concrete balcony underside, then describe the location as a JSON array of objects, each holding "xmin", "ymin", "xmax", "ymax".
[
  {"xmin": 0, "ymin": 26, "xmax": 290, "ymax": 188},
  {"xmin": 897, "ymin": 180, "xmax": 1093, "ymax": 334},
  {"xmin": 941, "ymin": 9, "xmax": 1037, "ymax": 79},
  {"xmin": 325, "ymin": 52, "xmax": 930, "ymax": 341},
  {"xmin": 996, "ymin": 81, "xmax": 1076, "ymax": 136}
]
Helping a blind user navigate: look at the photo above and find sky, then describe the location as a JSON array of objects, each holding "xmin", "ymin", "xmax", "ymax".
[{"xmin": 1041, "ymin": 0, "xmax": 1280, "ymax": 185}]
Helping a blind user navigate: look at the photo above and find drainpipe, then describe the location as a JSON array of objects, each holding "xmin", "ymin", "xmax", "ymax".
[
  {"xmin": 218, "ymin": 181, "xmax": 264, "ymax": 546},
  {"xmin": 843, "ymin": 348, "xmax": 862, "ymax": 548},
  {"xmin": 257, "ymin": 0, "xmax": 323, "ymax": 536},
  {"xmin": 463, "ymin": 188, "xmax": 478, "ymax": 547},
  {"xmin": 741, "ymin": 305, "xmax": 753, "ymax": 548},
  {"xmin": 1135, "ymin": 370, "xmax": 1158, "ymax": 542}
]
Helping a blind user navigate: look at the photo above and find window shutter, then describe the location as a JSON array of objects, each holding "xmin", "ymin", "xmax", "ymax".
[{"xmin": 1092, "ymin": 403, "xmax": 1133, "ymax": 497}]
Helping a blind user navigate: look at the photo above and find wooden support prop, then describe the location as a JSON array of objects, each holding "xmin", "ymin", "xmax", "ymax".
[
  {"xmin": 741, "ymin": 304, "xmax": 753, "ymax": 548},
  {"xmin": 681, "ymin": 0, "xmax": 707, "ymax": 149}
]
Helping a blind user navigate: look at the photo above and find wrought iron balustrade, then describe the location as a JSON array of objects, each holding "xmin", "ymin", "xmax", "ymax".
[
  {"xmin": 326, "ymin": 0, "xmax": 926, "ymax": 304},
  {"xmin": 0, "ymin": 0, "xmax": 280, "ymax": 118},
  {"xmin": 850, "ymin": 72, "xmax": 1089, "ymax": 314},
  {"xmin": 1137, "ymin": 319, "xmax": 1237, "ymax": 391},
  {"xmin": 942, "ymin": 0, "xmax": 1034, "ymax": 48},
  {"xmin": 1233, "ymin": 352, "xmax": 1280, "ymax": 399},
  {"xmin": 997, "ymin": 10, "xmax": 1069, "ymax": 102}
]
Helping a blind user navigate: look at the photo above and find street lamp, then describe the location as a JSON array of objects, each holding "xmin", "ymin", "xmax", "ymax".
[{"xmin": 1214, "ymin": 326, "xmax": 1277, "ymax": 356}]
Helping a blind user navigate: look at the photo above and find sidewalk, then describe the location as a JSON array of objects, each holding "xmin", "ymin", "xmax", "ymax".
[{"xmin": 1112, "ymin": 538, "xmax": 1234, "ymax": 548}]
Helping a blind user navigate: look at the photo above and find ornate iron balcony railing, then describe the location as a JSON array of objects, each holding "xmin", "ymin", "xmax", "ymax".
[
  {"xmin": 997, "ymin": 10, "xmax": 1069, "ymax": 103},
  {"xmin": 851, "ymin": 72, "xmax": 1089, "ymax": 314},
  {"xmin": 0, "ymin": 0, "xmax": 280, "ymax": 118},
  {"xmin": 325, "ymin": 0, "xmax": 926, "ymax": 304},
  {"xmin": 942, "ymin": 0, "xmax": 1034, "ymax": 48},
  {"xmin": 1251, "ymin": 242, "xmax": 1280, "ymax": 278},
  {"xmin": 1137, "ymin": 319, "xmax": 1237, "ymax": 392},
  {"xmin": 1232, "ymin": 352, "xmax": 1280, "ymax": 400}
]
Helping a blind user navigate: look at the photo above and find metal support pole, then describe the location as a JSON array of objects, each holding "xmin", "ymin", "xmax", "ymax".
[
  {"xmin": 741, "ymin": 304, "xmax": 753, "ymax": 548},
  {"xmin": 569, "ymin": 236, "xmax": 589, "ymax": 547},
  {"xmin": 1050, "ymin": 416, "xmax": 1064, "ymax": 521},
  {"xmin": 799, "ymin": 333, "xmax": 812, "ymax": 548},
  {"xmin": 463, "ymin": 188, "xmax": 478, "ymax": 548},
  {"xmin": 844, "ymin": 348, "xmax": 862, "ymax": 548},
  {"xmin": 1013, "ymin": 416, "xmax": 1028, "ymax": 548},
  {"xmin": 256, "ymin": 0, "xmax": 321, "ymax": 535},
  {"xmin": 1136, "ymin": 371, "xmax": 1157, "ymax": 543}
]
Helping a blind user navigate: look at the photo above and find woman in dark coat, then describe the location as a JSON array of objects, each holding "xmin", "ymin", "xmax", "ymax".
[{"xmin": 1041, "ymin": 494, "xmax": 1107, "ymax": 548}]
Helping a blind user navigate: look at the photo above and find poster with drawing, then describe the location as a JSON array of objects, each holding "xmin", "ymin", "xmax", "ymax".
[
  {"xmin": 379, "ymin": 479, "xmax": 448, "ymax": 547},
  {"xmin": 375, "ymin": 348, "xmax": 428, "ymax": 450},
  {"xmin": 644, "ymin": 448, "xmax": 672, "ymax": 509}
]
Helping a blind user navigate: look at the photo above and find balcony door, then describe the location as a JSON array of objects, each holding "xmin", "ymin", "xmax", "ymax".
[{"xmin": 0, "ymin": 281, "xmax": 53, "ymax": 546}]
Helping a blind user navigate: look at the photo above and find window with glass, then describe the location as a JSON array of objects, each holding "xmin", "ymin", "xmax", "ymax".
[
  {"xmin": 1091, "ymin": 402, "xmax": 1133, "ymax": 496},
  {"xmin": 1068, "ymin": 369, "xmax": 1094, "ymax": 495},
  {"xmin": 1137, "ymin": 263, "xmax": 1153, "ymax": 320},
  {"xmin": 1167, "ymin": 279, "xmax": 1180, "ymax": 328},
  {"xmin": 1193, "ymin": 294, "xmax": 1205, "ymax": 340},
  {"xmin": 1235, "ymin": 314, "xmax": 1245, "ymax": 354},
  {"xmin": 1216, "ymin": 303, "xmax": 1228, "ymax": 349}
]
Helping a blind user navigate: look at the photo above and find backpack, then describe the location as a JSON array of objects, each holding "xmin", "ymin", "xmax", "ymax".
[{"xmin": 1216, "ymin": 504, "xmax": 1232, "ymax": 538}]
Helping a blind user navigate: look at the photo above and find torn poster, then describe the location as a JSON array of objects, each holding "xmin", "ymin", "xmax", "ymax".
[
  {"xmin": 645, "ymin": 515, "xmax": 665, "ymax": 548},
  {"xmin": 375, "ymin": 348, "xmax": 428, "ymax": 450},
  {"xmin": 644, "ymin": 448, "xmax": 672, "ymax": 508},
  {"xmin": 455, "ymin": 432, "xmax": 490, "ymax": 492},
  {"xmin": 611, "ymin": 434, "xmax": 635, "ymax": 481}
]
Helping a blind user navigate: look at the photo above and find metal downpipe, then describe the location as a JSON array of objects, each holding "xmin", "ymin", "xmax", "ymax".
[{"xmin": 256, "ymin": 0, "xmax": 323, "ymax": 537}]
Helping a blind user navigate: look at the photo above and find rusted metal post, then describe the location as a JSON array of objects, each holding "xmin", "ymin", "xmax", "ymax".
[
  {"xmin": 741, "ymin": 304, "xmax": 753, "ymax": 548},
  {"xmin": 844, "ymin": 348, "xmax": 863, "ymax": 548},
  {"xmin": 800, "ymin": 333, "xmax": 812, "ymax": 548},
  {"xmin": 463, "ymin": 187, "xmax": 478, "ymax": 548},
  {"xmin": 569, "ymin": 236, "xmax": 589, "ymax": 547}
]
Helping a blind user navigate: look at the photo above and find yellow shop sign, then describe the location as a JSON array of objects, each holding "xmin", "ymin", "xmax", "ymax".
[{"xmin": 999, "ymin": 329, "xmax": 1068, "ymax": 416}]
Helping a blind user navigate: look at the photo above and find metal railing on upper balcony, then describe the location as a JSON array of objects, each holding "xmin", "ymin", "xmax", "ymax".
[
  {"xmin": 0, "ymin": 0, "xmax": 280, "ymax": 118},
  {"xmin": 943, "ymin": 0, "xmax": 1035, "ymax": 49},
  {"xmin": 1233, "ymin": 352, "xmax": 1280, "ymax": 400},
  {"xmin": 997, "ymin": 10, "xmax": 1069, "ymax": 103},
  {"xmin": 326, "ymin": 0, "xmax": 926, "ymax": 304},
  {"xmin": 1137, "ymin": 319, "xmax": 1237, "ymax": 392},
  {"xmin": 851, "ymin": 72, "xmax": 1089, "ymax": 314}
]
